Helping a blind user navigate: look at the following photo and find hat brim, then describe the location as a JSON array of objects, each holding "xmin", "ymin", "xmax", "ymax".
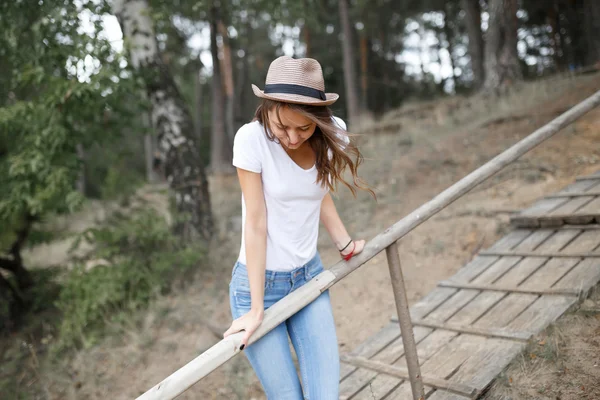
[{"xmin": 252, "ymin": 84, "xmax": 338, "ymax": 106}]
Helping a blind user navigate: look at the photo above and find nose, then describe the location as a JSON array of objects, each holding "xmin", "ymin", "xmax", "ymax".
[{"xmin": 288, "ymin": 132, "xmax": 300, "ymax": 145}]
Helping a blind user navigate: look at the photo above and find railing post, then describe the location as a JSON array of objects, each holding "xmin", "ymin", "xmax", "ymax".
[{"xmin": 386, "ymin": 241, "xmax": 425, "ymax": 400}]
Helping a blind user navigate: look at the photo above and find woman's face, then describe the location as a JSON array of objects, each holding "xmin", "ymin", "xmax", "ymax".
[{"xmin": 267, "ymin": 106, "xmax": 316, "ymax": 150}]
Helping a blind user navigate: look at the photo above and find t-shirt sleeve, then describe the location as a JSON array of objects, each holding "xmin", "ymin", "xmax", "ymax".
[
  {"xmin": 232, "ymin": 124, "xmax": 262, "ymax": 173},
  {"xmin": 332, "ymin": 116, "xmax": 350, "ymax": 148},
  {"xmin": 328, "ymin": 116, "xmax": 350, "ymax": 161}
]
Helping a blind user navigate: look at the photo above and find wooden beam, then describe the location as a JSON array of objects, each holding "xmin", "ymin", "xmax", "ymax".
[
  {"xmin": 136, "ymin": 90, "xmax": 600, "ymax": 400},
  {"xmin": 390, "ymin": 318, "xmax": 532, "ymax": 341},
  {"xmin": 546, "ymin": 191, "xmax": 600, "ymax": 198},
  {"xmin": 340, "ymin": 354, "xmax": 478, "ymax": 398},
  {"xmin": 478, "ymin": 250, "xmax": 600, "ymax": 258},
  {"xmin": 558, "ymin": 224, "xmax": 600, "ymax": 230},
  {"xmin": 386, "ymin": 242, "xmax": 425, "ymax": 400},
  {"xmin": 437, "ymin": 281, "xmax": 580, "ymax": 296}
]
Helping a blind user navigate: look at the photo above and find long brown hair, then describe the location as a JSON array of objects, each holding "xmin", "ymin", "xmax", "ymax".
[{"xmin": 254, "ymin": 99, "xmax": 374, "ymax": 197}]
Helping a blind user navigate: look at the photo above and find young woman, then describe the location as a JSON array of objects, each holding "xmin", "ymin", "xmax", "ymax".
[{"xmin": 223, "ymin": 56, "xmax": 372, "ymax": 399}]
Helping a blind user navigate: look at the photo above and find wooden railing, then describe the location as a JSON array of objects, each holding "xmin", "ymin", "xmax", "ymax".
[{"xmin": 138, "ymin": 90, "xmax": 600, "ymax": 400}]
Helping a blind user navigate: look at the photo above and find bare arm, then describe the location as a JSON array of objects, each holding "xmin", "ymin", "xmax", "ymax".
[
  {"xmin": 320, "ymin": 192, "xmax": 365, "ymax": 257},
  {"xmin": 238, "ymin": 168, "xmax": 267, "ymax": 313},
  {"xmin": 223, "ymin": 168, "xmax": 267, "ymax": 348}
]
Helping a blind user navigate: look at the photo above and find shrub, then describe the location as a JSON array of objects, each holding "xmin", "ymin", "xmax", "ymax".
[{"xmin": 54, "ymin": 208, "xmax": 205, "ymax": 352}]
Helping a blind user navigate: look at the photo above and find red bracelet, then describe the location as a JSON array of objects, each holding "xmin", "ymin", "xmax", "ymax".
[{"xmin": 342, "ymin": 241, "xmax": 356, "ymax": 261}]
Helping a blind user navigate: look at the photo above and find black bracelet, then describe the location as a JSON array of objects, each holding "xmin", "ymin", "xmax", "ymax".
[{"xmin": 339, "ymin": 239, "xmax": 353, "ymax": 252}]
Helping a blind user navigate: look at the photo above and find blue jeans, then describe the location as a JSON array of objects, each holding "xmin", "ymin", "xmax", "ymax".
[{"xmin": 229, "ymin": 252, "xmax": 340, "ymax": 399}]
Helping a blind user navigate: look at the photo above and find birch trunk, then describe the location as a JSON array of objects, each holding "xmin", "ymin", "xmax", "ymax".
[{"xmin": 113, "ymin": 0, "xmax": 213, "ymax": 240}]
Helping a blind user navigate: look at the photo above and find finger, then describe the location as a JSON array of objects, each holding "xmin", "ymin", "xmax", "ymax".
[
  {"xmin": 240, "ymin": 329, "xmax": 253, "ymax": 349},
  {"xmin": 223, "ymin": 322, "xmax": 241, "ymax": 338}
]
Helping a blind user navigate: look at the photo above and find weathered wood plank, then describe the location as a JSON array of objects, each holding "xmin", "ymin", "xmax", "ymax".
[
  {"xmin": 340, "ymin": 355, "xmax": 478, "ymax": 397},
  {"xmin": 426, "ymin": 390, "xmax": 471, "ymax": 400},
  {"xmin": 548, "ymin": 196, "xmax": 595, "ymax": 215},
  {"xmin": 438, "ymin": 281, "xmax": 579, "ymax": 296},
  {"xmin": 408, "ymin": 287, "xmax": 458, "ymax": 321},
  {"xmin": 518, "ymin": 257, "xmax": 579, "ymax": 291},
  {"xmin": 511, "ymin": 179, "xmax": 599, "ymax": 227},
  {"xmin": 554, "ymin": 258, "xmax": 600, "ymax": 294},
  {"xmin": 474, "ymin": 293, "xmax": 537, "ymax": 329},
  {"xmin": 340, "ymin": 322, "xmax": 401, "ymax": 380},
  {"xmin": 575, "ymin": 196, "xmax": 600, "ymax": 215},
  {"xmin": 447, "ymin": 256, "xmax": 500, "ymax": 284},
  {"xmin": 479, "ymin": 250, "xmax": 600, "ymax": 257},
  {"xmin": 447, "ymin": 291, "xmax": 506, "ymax": 326},
  {"xmin": 341, "ymin": 288, "xmax": 458, "ymax": 396},
  {"xmin": 409, "ymin": 320, "xmax": 531, "ymax": 341},
  {"xmin": 446, "ymin": 337, "xmax": 525, "ymax": 392},
  {"xmin": 349, "ymin": 330, "xmax": 458, "ymax": 400},
  {"xmin": 350, "ymin": 287, "xmax": 487, "ymax": 400},
  {"xmin": 449, "ymin": 230, "xmax": 532, "ymax": 284},
  {"xmin": 486, "ymin": 229, "xmax": 533, "ymax": 251},
  {"xmin": 491, "ymin": 257, "xmax": 547, "ymax": 287},
  {"xmin": 575, "ymin": 175, "xmax": 600, "ymax": 181},
  {"xmin": 547, "ymin": 191, "xmax": 600, "ymax": 198},
  {"xmin": 419, "ymin": 335, "xmax": 487, "ymax": 386},
  {"xmin": 469, "ymin": 256, "xmax": 522, "ymax": 285},
  {"xmin": 506, "ymin": 295, "xmax": 576, "ymax": 334},
  {"xmin": 339, "ymin": 327, "xmax": 431, "ymax": 399},
  {"xmin": 425, "ymin": 289, "xmax": 480, "ymax": 323},
  {"xmin": 467, "ymin": 228, "xmax": 552, "ymax": 285},
  {"xmin": 382, "ymin": 382, "xmax": 435, "ymax": 400},
  {"xmin": 520, "ymin": 229, "xmax": 599, "ymax": 290}
]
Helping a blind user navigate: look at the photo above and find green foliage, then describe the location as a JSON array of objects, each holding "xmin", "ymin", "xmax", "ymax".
[
  {"xmin": 54, "ymin": 208, "xmax": 205, "ymax": 352},
  {"xmin": 0, "ymin": 0, "xmax": 143, "ymax": 227}
]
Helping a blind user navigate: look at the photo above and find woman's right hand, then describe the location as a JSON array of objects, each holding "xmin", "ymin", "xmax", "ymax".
[{"xmin": 223, "ymin": 308, "xmax": 264, "ymax": 350}]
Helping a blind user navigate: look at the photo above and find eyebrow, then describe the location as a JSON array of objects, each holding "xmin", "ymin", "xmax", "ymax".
[{"xmin": 276, "ymin": 122, "xmax": 312, "ymax": 128}]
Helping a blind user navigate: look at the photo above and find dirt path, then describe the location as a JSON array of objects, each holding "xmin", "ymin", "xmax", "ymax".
[{"xmin": 23, "ymin": 74, "xmax": 600, "ymax": 400}]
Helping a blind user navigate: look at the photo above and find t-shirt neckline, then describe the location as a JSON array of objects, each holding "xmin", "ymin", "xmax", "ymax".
[{"xmin": 264, "ymin": 124, "xmax": 316, "ymax": 173}]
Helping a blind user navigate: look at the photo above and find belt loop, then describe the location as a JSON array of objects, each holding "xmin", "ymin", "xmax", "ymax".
[{"xmin": 304, "ymin": 262, "xmax": 310, "ymax": 280}]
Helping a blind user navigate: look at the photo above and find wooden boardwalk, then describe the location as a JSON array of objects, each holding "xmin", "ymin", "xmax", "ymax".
[{"xmin": 338, "ymin": 169, "xmax": 600, "ymax": 399}]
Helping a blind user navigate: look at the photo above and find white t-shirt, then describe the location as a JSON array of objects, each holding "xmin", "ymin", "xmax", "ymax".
[{"xmin": 232, "ymin": 116, "xmax": 348, "ymax": 272}]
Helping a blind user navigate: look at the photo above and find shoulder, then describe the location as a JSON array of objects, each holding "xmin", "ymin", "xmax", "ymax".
[
  {"xmin": 235, "ymin": 120, "xmax": 265, "ymax": 141},
  {"xmin": 332, "ymin": 116, "xmax": 347, "ymax": 131},
  {"xmin": 331, "ymin": 116, "xmax": 349, "ymax": 145},
  {"xmin": 234, "ymin": 121, "xmax": 267, "ymax": 149}
]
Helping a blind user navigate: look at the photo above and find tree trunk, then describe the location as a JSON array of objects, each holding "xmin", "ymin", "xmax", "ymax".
[
  {"xmin": 462, "ymin": 0, "xmax": 484, "ymax": 88},
  {"xmin": 546, "ymin": 2, "xmax": 562, "ymax": 71},
  {"xmin": 359, "ymin": 35, "xmax": 369, "ymax": 110},
  {"xmin": 0, "ymin": 272, "xmax": 24, "ymax": 329},
  {"xmin": 113, "ymin": 0, "xmax": 213, "ymax": 240},
  {"xmin": 193, "ymin": 69, "xmax": 203, "ymax": 142},
  {"xmin": 209, "ymin": 3, "xmax": 231, "ymax": 174},
  {"xmin": 218, "ymin": 19, "xmax": 235, "ymax": 146},
  {"xmin": 338, "ymin": 0, "xmax": 361, "ymax": 126},
  {"xmin": 303, "ymin": 24, "xmax": 311, "ymax": 57},
  {"xmin": 483, "ymin": 0, "xmax": 522, "ymax": 92},
  {"xmin": 76, "ymin": 144, "xmax": 86, "ymax": 194},
  {"xmin": 443, "ymin": 4, "xmax": 458, "ymax": 89},
  {"xmin": 583, "ymin": 0, "xmax": 600, "ymax": 66},
  {"xmin": 1, "ymin": 215, "xmax": 35, "ymax": 290}
]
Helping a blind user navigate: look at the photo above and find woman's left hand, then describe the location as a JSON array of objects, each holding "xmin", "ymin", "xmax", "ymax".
[{"xmin": 340, "ymin": 239, "xmax": 365, "ymax": 260}]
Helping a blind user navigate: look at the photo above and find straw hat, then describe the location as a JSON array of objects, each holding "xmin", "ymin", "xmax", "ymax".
[{"xmin": 252, "ymin": 56, "xmax": 339, "ymax": 106}]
